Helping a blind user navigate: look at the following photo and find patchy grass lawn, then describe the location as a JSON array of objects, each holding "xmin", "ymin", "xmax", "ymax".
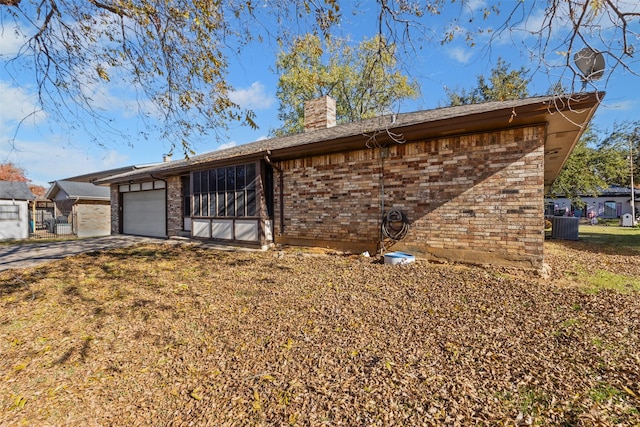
[
  {"xmin": 545, "ymin": 225, "xmax": 640, "ymax": 294},
  {"xmin": 578, "ymin": 224, "xmax": 640, "ymax": 254},
  {"xmin": 1, "ymin": 238, "xmax": 639, "ymax": 426}
]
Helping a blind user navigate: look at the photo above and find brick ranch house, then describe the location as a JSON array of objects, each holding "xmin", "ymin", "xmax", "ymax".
[{"xmin": 96, "ymin": 92, "xmax": 602, "ymax": 269}]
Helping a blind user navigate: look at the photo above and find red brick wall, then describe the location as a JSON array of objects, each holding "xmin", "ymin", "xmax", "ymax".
[
  {"xmin": 275, "ymin": 125, "xmax": 546, "ymax": 268},
  {"xmin": 276, "ymin": 150, "xmax": 381, "ymax": 244}
]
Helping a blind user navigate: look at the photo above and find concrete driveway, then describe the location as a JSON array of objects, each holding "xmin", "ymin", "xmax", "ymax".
[{"xmin": 0, "ymin": 235, "xmax": 171, "ymax": 272}]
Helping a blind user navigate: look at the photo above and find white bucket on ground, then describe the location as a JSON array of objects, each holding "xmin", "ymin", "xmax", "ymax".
[{"xmin": 383, "ymin": 251, "xmax": 415, "ymax": 265}]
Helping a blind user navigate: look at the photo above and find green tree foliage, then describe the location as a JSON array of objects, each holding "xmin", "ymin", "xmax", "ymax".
[
  {"xmin": 272, "ymin": 34, "xmax": 419, "ymax": 136},
  {"xmin": 445, "ymin": 58, "xmax": 530, "ymax": 106},
  {"xmin": 551, "ymin": 122, "xmax": 640, "ymax": 206},
  {"xmin": 548, "ymin": 127, "xmax": 628, "ymax": 206},
  {"xmin": 598, "ymin": 121, "xmax": 640, "ymax": 188}
]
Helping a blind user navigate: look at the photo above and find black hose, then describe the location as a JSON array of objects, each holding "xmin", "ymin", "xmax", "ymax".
[{"xmin": 381, "ymin": 210, "xmax": 409, "ymax": 241}]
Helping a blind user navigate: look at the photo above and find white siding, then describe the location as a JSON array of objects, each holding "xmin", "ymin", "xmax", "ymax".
[
  {"xmin": 0, "ymin": 200, "xmax": 29, "ymax": 240},
  {"xmin": 235, "ymin": 220, "xmax": 259, "ymax": 241}
]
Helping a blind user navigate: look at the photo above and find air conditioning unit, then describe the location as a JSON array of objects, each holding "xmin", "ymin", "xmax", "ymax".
[{"xmin": 551, "ymin": 216, "xmax": 579, "ymax": 240}]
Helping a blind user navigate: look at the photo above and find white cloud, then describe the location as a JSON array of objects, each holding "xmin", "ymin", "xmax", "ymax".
[
  {"xmin": 462, "ymin": 0, "xmax": 486, "ymax": 14},
  {"xmin": 0, "ymin": 26, "xmax": 29, "ymax": 56},
  {"xmin": 601, "ymin": 99, "xmax": 636, "ymax": 111},
  {"xmin": 4, "ymin": 12, "xmax": 159, "ymax": 122},
  {"xmin": 79, "ymin": 76, "xmax": 154, "ymax": 118},
  {"xmin": 229, "ymin": 82, "xmax": 275, "ymax": 110},
  {"xmin": 474, "ymin": 3, "xmax": 560, "ymax": 48},
  {"xmin": 518, "ymin": 6, "xmax": 550, "ymax": 35},
  {"xmin": 216, "ymin": 141, "xmax": 237, "ymax": 151},
  {"xmin": 0, "ymin": 137, "xmax": 129, "ymax": 186},
  {"xmin": 0, "ymin": 82, "xmax": 48, "ymax": 135},
  {"xmin": 446, "ymin": 47, "xmax": 473, "ymax": 64}
]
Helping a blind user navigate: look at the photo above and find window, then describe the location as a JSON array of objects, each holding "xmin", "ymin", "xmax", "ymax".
[
  {"xmin": 181, "ymin": 176, "xmax": 191, "ymax": 217},
  {"xmin": 545, "ymin": 202, "xmax": 555, "ymax": 217},
  {"xmin": 191, "ymin": 163, "xmax": 258, "ymax": 217},
  {"xmin": 603, "ymin": 201, "xmax": 617, "ymax": 218},
  {"xmin": 0, "ymin": 205, "xmax": 20, "ymax": 221}
]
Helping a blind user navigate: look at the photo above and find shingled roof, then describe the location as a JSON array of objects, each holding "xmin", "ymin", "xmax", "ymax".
[
  {"xmin": 45, "ymin": 180, "xmax": 110, "ymax": 201},
  {"xmin": 59, "ymin": 163, "xmax": 163, "ymax": 183},
  {"xmin": 0, "ymin": 181, "xmax": 35, "ymax": 200},
  {"xmin": 95, "ymin": 92, "xmax": 603, "ymax": 192}
]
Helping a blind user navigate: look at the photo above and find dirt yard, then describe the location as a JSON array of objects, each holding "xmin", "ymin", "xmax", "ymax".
[{"xmin": 1, "ymin": 240, "xmax": 639, "ymax": 426}]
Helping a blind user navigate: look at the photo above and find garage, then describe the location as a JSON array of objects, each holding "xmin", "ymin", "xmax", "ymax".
[{"xmin": 122, "ymin": 189, "xmax": 166, "ymax": 237}]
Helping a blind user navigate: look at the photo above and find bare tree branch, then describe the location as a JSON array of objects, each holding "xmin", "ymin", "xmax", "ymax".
[{"xmin": 87, "ymin": 0, "xmax": 129, "ymax": 18}]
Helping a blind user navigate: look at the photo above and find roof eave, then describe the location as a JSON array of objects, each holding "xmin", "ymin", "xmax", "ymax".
[
  {"xmin": 95, "ymin": 152, "xmax": 269, "ymax": 185},
  {"xmin": 44, "ymin": 184, "xmax": 59, "ymax": 200},
  {"xmin": 95, "ymin": 92, "xmax": 603, "ymax": 187},
  {"xmin": 66, "ymin": 195, "xmax": 111, "ymax": 201},
  {"xmin": 267, "ymin": 92, "xmax": 603, "ymax": 171},
  {"xmin": 541, "ymin": 92, "xmax": 603, "ymax": 193}
]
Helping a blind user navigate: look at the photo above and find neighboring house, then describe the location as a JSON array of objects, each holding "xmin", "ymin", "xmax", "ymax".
[
  {"xmin": 42, "ymin": 163, "xmax": 164, "ymax": 238},
  {"xmin": 0, "ymin": 181, "xmax": 34, "ymax": 240},
  {"xmin": 45, "ymin": 180, "xmax": 111, "ymax": 238},
  {"xmin": 96, "ymin": 93, "xmax": 602, "ymax": 269},
  {"xmin": 545, "ymin": 186, "xmax": 640, "ymax": 219}
]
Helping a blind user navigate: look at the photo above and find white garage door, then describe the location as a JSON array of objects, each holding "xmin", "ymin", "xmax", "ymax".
[{"xmin": 123, "ymin": 190, "xmax": 166, "ymax": 237}]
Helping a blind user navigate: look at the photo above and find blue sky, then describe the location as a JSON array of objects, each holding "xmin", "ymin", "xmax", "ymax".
[{"xmin": 1, "ymin": 0, "xmax": 639, "ymax": 187}]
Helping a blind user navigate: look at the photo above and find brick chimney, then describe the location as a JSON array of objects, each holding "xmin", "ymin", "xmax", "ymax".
[{"xmin": 304, "ymin": 96, "xmax": 336, "ymax": 131}]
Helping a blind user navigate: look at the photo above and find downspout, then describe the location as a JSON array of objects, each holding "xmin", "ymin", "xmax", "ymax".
[
  {"xmin": 73, "ymin": 197, "xmax": 80, "ymax": 235},
  {"xmin": 151, "ymin": 175, "xmax": 169, "ymax": 238},
  {"xmin": 31, "ymin": 199, "xmax": 36, "ymax": 236},
  {"xmin": 630, "ymin": 136, "xmax": 636, "ymax": 225},
  {"xmin": 379, "ymin": 148, "xmax": 386, "ymax": 254},
  {"xmin": 264, "ymin": 152, "xmax": 284, "ymax": 236}
]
